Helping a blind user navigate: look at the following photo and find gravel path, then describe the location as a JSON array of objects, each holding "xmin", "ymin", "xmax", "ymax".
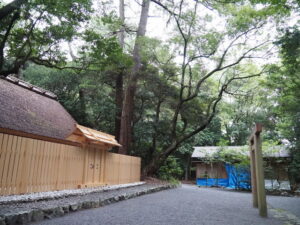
[
  {"xmin": 0, "ymin": 183, "xmax": 175, "ymax": 225},
  {"xmin": 32, "ymin": 184, "xmax": 300, "ymax": 225},
  {"xmin": 0, "ymin": 184, "xmax": 164, "ymax": 215},
  {"xmin": 268, "ymin": 194, "xmax": 300, "ymax": 218}
]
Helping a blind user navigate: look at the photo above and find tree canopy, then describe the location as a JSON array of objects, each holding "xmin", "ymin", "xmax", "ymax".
[{"xmin": 1, "ymin": 0, "xmax": 299, "ymax": 185}]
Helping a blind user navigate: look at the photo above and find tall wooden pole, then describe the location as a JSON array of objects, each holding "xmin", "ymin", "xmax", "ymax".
[
  {"xmin": 249, "ymin": 123, "xmax": 267, "ymax": 217},
  {"xmin": 249, "ymin": 142, "xmax": 258, "ymax": 208}
]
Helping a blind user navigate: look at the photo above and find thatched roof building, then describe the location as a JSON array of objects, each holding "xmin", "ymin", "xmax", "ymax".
[
  {"xmin": 0, "ymin": 75, "xmax": 120, "ymax": 147},
  {"xmin": 0, "ymin": 75, "xmax": 76, "ymax": 140}
]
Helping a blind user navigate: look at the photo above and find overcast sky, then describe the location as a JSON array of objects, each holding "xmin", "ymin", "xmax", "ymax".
[{"xmin": 1, "ymin": 0, "xmax": 298, "ymax": 63}]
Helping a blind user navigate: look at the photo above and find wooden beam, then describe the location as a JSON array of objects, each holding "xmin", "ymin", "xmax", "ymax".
[
  {"xmin": 0, "ymin": 127, "xmax": 81, "ymax": 147},
  {"xmin": 249, "ymin": 123, "xmax": 267, "ymax": 217},
  {"xmin": 249, "ymin": 142, "xmax": 258, "ymax": 208},
  {"xmin": 254, "ymin": 123, "xmax": 262, "ymax": 135},
  {"xmin": 254, "ymin": 132, "xmax": 267, "ymax": 217}
]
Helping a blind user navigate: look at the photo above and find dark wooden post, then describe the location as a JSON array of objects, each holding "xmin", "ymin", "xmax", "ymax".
[
  {"xmin": 249, "ymin": 123, "xmax": 267, "ymax": 217},
  {"xmin": 249, "ymin": 142, "xmax": 258, "ymax": 207}
]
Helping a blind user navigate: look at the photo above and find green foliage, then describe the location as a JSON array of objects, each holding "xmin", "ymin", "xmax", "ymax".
[
  {"xmin": 218, "ymin": 69, "xmax": 279, "ymax": 146},
  {"xmin": 226, "ymin": 5, "xmax": 280, "ymax": 34},
  {"xmin": 158, "ymin": 156, "xmax": 183, "ymax": 181},
  {"xmin": 262, "ymin": 27, "xmax": 300, "ymax": 190},
  {"xmin": 216, "ymin": 146, "xmax": 249, "ymax": 166},
  {"xmin": 7, "ymin": 0, "xmax": 299, "ymax": 182},
  {"xmin": 23, "ymin": 64, "xmax": 117, "ymax": 133},
  {"xmin": 0, "ymin": 0, "xmax": 93, "ymax": 74},
  {"xmin": 80, "ymin": 30, "xmax": 130, "ymax": 68}
]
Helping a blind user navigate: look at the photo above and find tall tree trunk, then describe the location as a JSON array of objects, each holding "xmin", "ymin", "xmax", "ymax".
[
  {"xmin": 118, "ymin": 0, "xmax": 125, "ymax": 49},
  {"xmin": 115, "ymin": 71, "xmax": 123, "ymax": 142},
  {"xmin": 185, "ymin": 154, "xmax": 191, "ymax": 180},
  {"xmin": 0, "ymin": 12, "xmax": 19, "ymax": 74},
  {"xmin": 114, "ymin": 0, "xmax": 125, "ymax": 142},
  {"xmin": 148, "ymin": 99, "xmax": 163, "ymax": 161},
  {"xmin": 78, "ymin": 88, "xmax": 87, "ymax": 125},
  {"xmin": 143, "ymin": 141, "xmax": 178, "ymax": 176},
  {"xmin": 118, "ymin": 0, "xmax": 150, "ymax": 154}
]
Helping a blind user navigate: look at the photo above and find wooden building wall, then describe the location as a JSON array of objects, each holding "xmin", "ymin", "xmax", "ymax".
[
  {"xmin": 0, "ymin": 133, "xmax": 141, "ymax": 196},
  {"xmin": 196, "ymin": 162, "xmax": 227, "ymax": 179},
  {"xmin": 264, "ymin": 160, "xmax": 289, "ymax": 181}
]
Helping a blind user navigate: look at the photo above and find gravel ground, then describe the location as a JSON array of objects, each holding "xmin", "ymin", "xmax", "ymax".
[
  {"xmin": 267, "ymin": 194, "xmax": 300, "ymax": 224},
  {"xmin": 32, "ymin": 184, "xmax": 300, "ymax": 225},
  {"xmin": 0, "ymin": 183, "xmax": 168, "ymax": 216},
  {"xmin": 267, "ymin": 195, "xmax": 300, "ymax": 218}
]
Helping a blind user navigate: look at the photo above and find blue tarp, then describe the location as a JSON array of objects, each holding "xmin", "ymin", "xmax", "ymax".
[
  {"xmin": 196, "ymin": 178, "xmax": 229, "ymax": 187},
  {"xmin": 196, "ymin": 163, "xmax": 251, "ymax": 189}
]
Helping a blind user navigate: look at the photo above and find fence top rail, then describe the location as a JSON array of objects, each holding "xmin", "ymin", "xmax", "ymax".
[{"xmin": 0, "ymin": 127, "xmax": 81, "ymax": 147}]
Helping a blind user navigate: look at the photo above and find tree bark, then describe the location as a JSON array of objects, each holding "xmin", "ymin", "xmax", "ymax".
[
  {"xmin": 0, "ymin": 0, "xmax": 27, "ymax": 21},
  {"xmin": 147, "ymin": 99, "xmax": 163, "ymax": 161},
  {"xmin": 118, "ymin": 0, "xmax": 125, "ymax": 49},
  {"xmin": 114, "ymin": 0, "xmax": 125, "ymax": 142},
  {"xmin": 118, "ymin": 0, "xmax": 150, "ymax": 154},
  {"xmin": 0, "ymin": 12, "xmax": 19, "ymax": 73},
  {"xmin": 115, "ymin": 71, "xmax": 123, "ymax": 142},
  {"xmin": 185, "ymin": 154, "xmax": 191, "ymax": 180},
  {"xmin": 78, "ymin": 88, "xmax": 87, "ymax": 124}
]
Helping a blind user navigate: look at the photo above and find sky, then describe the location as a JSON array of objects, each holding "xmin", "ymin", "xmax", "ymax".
[{"xmin": 1, "ymin": 0, "xmax": 298, "ymax": 64}]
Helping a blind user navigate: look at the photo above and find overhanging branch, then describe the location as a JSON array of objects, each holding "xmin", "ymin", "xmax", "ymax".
[{"xmin": 0, "ymin": 0, "xmax": 27, "ymax": 21}]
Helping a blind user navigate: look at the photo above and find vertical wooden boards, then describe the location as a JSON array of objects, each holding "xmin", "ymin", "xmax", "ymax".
[
  {"xmin": 82, "ymin": 145, "xmax": 89, "ymax": 187},
  {"xmin": 94, "ymin": 148, "xmax": 101, "ymax": 183},
  {"xmin": 119, "ymin": 155, "xmax": 127, "ymax": 184},
  {"xmin": 0, "ymin": 133, "xmax": 6, "ymax": 194},
  {"xmin": 103, "ymin": 153, "xmax": 141, "ymax": 185},
  {"xmin": 16, "ymin": 137, "xmax": 27, "ymax": 193},
  {"xmin": 87, "ymin": 147, "xmax": 95, "ymax": 184},
  {"xmin": 0, "ymin": 133, "xmax": 141, "ymax": 196},
  {"xmin": 104, "ymin": 151, "xmax": 112, "ymax": 185},
  {"xmin": 20, "ymin": 137, "xmax": 30, "ymax": 194},
  {"xmin": 100, "ymin": 150, "xmax": 106, "ymax": 184},
  {"xmin": 104, "ymin": 152, "xmax": 120, "ymax": 185},
  {"xmin": 1, "ymin": 134, "xmax": 13, "ymax": 195},
  {"xmin": 113, "ymin": 153, "xmax": 120, "ymax": 185}
]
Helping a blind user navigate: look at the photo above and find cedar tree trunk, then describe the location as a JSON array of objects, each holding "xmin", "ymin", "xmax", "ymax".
[{"xmin": 118, "ymin": 0, "xmax": 150, "ymax": 154}]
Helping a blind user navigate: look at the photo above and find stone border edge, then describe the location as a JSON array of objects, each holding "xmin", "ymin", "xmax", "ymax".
[
  {"xmin": 0, "ymin": 182, "xmax": 146, "ymax": 205},
  {"xmin": 0, "ymin": 184, "xmax": 178, "ymax": 225}
]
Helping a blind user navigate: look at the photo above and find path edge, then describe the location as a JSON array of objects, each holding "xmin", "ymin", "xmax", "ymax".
[{"xmin": 0, "ymin": 183, "xmax": 178, "ymax": 225}]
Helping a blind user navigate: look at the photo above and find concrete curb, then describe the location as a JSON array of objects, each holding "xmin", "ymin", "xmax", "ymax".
[{"xmin": 1, "ymin": 184, "xmax": 178, "ymax": 225}]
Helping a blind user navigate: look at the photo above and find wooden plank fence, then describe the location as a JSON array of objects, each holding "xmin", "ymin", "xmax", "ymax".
[{"xmin": 0, "ymin": 133, "xmax": 141, "ymax": 196}]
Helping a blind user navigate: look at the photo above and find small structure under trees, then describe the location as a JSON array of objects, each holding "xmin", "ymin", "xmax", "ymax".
[{"xmin": 191, "ymin": 145, "xmax": 290, "ymax": 190}]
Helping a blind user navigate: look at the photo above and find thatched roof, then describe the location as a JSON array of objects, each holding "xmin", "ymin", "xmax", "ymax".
[{"xmin": 0, "ymin": 75, "xmax": 76, "ymax": 140}]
